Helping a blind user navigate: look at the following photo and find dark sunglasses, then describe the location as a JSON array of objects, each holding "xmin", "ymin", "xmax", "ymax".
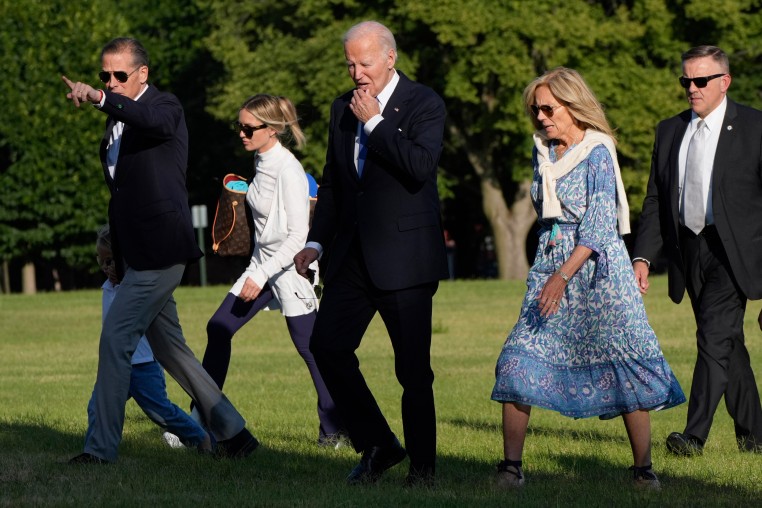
[
  {"xmin": 232, "ymin": 121, "xmax": 268, "ymax": 138},
  {"xmin": 99, "ymin": 67, "xmax": 141, "ymax": 84},
  {"xmin": 531, "ymin": 104, "xmax": 561, "ymax": 117},
  {"xmin": 678, "ymin": 73, "xmax": 725, "ymax": 89}
]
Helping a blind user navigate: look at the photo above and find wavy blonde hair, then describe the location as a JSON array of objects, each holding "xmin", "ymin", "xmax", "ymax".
[
  {"xmin": 240, "ymin": 94, "xmax": 306, "ymax": 150},
  {"xmin": 523, "ymin": 67, "xmax": 615, "ymax": 141}
]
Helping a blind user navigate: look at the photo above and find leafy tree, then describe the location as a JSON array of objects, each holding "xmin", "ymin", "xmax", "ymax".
[
  {"xmin": 0, "ymin": 1, "xmax": 125, "ymax": 291},
  {"xmin": 201, "ymin": 0, "xmax": 761, "ymax": 279},
  {"xmin": 0, "ymin": 0, "xmax": 221, "ymax": 291},
  {"xmin": 3, "ymin": 0, "xmax": 760, "ymax": 291}
]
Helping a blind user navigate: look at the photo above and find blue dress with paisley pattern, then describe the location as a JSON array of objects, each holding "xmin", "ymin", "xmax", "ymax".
[{"xmin": 491, "ymin": 142, "xmax": 685, "ymax": 419}]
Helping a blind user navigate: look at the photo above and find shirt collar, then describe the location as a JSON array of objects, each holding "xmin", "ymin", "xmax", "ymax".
[
  {"xmin": 375, "ymin": 71, "xmax": 399, "ymax": 113},
  {"xmin": 691, "ymin": 96, "xmax": 727, "ymax": 132}
]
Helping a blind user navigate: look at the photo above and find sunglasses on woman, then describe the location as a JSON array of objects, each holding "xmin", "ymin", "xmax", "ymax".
[
  {"xmin": 531, "ymin": 104, "xmax": 562, "ymax": 117},
  {"xmin": 98, "ymin": 66, "xmax": 141, "ymax": 84},
  {"xmin": 231, "ymin": 121, "xmax": 268, "ymax": 138},
  {"xmin": 678, "ymin": 73, "xmax": 725, "ymax": 89}
]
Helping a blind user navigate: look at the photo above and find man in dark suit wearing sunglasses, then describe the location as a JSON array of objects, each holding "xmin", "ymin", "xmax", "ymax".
[
  {"xmin": 62, "ymin": 37, "xmax": 258, "ymax": 463},
  {"xmin": 633, "ymin": 45, "xmax": 762, "ymax": 456}
]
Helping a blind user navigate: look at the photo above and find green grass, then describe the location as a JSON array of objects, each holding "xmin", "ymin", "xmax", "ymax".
[{"xmin": 1, "ymin": 277, "xmax": 761, "ymax": 506}]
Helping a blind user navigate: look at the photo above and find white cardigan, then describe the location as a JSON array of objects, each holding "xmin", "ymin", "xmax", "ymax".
[{"xmin": 230, "ymin": 142, "xmax": 318, "ymax": 316}]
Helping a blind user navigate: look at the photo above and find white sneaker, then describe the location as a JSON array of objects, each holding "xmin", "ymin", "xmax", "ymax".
[{"xmin": 163, "ymin": 432, "xmax": 185, "ymax": 449}]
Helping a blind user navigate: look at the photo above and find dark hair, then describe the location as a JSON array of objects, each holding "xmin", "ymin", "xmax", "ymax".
[
  {"xmin": 101, "ymin": 37, "xmax": 150, "ymax": 68},
  {"xmin": 681, "ymin": 45, "xmax": 729, "ymax": 73}
]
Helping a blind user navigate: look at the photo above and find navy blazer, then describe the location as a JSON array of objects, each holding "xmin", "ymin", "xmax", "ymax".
[
  {"xmin": 99, "ymin": 85, "xmax": 202, "ymax": 273},
  {"xmin": 634, "ymin": 99, "xmax": 762, "ymax": 301},
  {"xmin": 309, "ymin": 72, "xmax": 449, "ymax": 291}
]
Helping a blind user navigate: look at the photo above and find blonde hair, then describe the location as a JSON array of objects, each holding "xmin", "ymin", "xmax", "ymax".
[
  {"xmin": 523, "ymin": 67, "xmax": 615, "ymax": 141},
  {"xmin": 240, "ymin": 94, "xmax": 306, "ymax": 150}
]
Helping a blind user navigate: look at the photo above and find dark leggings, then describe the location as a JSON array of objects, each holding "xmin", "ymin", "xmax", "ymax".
[{"xmin": 203, "ymin": 289, "xmax": 343, "ymax": 438}]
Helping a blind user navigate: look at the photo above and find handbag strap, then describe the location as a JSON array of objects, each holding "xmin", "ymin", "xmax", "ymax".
[{"xmin": 211, "ymin": 197, "xmax": 241, "ymax": 252}]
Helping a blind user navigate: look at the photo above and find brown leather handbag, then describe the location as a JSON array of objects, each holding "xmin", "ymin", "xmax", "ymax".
[{"xmin": 211, "ymin": 174, "xmax": 252, "ymax": 257}]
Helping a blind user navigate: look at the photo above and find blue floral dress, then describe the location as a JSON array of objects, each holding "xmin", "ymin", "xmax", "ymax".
[{"xmin": 491, "ymin": 142, "xmax": 685, "ymax": 418}]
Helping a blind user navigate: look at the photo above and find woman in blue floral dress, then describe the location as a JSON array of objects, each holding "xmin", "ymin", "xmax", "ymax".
[{"xmin": 491, "ymin": 68, "xmax": 685, "ymax": 490}]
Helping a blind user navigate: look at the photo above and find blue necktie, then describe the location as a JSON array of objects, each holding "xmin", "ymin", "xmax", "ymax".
[{"xmin": 357, "ymin": 125, "xmax": 368, "ymax": 176}]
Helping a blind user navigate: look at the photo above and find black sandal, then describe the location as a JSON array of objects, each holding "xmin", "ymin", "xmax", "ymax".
[
  {"xmin": 497, "ymin": 459, "xmax": 525, "ymax": 488},
  {"xmin": 629, "ymin": 463, "xmax": 661, "ymax": 490}
]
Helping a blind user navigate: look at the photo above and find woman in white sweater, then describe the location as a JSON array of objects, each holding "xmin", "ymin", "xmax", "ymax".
[{"xmin": 202, "ymin": 94, "xmax": 344, "ymax": 447}]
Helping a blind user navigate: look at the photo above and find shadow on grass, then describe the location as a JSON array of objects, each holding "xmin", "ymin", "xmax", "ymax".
[
  {"xmin": 445, "ymin": 417, "xmax": 628, "ymax": 444},
  {"xmin": 1, "ymin": 420, "xmax": 759, "ymax": 507}
]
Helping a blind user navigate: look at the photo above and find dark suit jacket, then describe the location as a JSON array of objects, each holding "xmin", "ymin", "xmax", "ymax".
[
  {"xmin": 99, "ymin": 85, "xmax": 202, "ymax": 274},
  {"xmin": 633, "ymin": 99, "xmax": 762, "ymax": 302},
  {"xmin": 308, "ymin": 72, "xmax": 449, "ymax": 291}
]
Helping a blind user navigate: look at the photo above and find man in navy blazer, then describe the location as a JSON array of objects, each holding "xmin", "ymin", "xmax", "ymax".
[
  {"xmin": 295, "ymin": 21, "xmax": 448, "ymax": 485},
  {"xmin": 633, "ymin": 45, "xmax": 762, "ymax": 456},
  {"xmin": 63, "ymin": 37, "xmax": 257, "ymax": 463}
]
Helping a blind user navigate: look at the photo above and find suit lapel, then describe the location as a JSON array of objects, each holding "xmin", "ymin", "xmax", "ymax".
[
  {"xmin": 668, "ymin": 112, "xmax": 691, "ymax": 227},
  {"xmin": 712, "ymin": 99, "xmax": 737, "ymax": 191},
  {"xmin": 101, "ymin": 117, "xmax": 116, "ymax": 188},
  {"xmin": 381, "ymin": 72, "xmax": 413, "ymax": 132},
  {"xmin": 338, "ymin": 101, "xmax": 360, "ymax": 181}
]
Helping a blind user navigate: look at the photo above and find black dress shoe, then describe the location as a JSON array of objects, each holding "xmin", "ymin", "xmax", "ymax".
[
  {"xmin": 217, "ymin": 428, "xmax": 259, "ymax": 459},
  {"xmin": 346, "ymin": 437, "xmax": 406, "ymax": 485},
  {"xmin": 68, "ymin": 452, "xmax": 108, "ymax": 465},
  {"xmin": 738, "ymin": 435, "xmax": 762, "ymax": 453},
  {"xmin": 666, "ymin": 432, "xmax": 704, "ymax": 456},
  {"xmin": 404, "ymin": 465, "xmax": 435, "ymax": 488}
]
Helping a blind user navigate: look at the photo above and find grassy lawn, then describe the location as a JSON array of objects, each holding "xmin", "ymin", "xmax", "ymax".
[{"xmin": 1, "ymin": 277, "xmax": 761, "ymax": 506}]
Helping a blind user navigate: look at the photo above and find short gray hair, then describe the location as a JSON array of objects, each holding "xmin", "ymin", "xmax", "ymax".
[
  {"xmin": 681, "ymin": 45, "xmax": 729, "ymax": 73},
  {"xmin": 343, "ymin": 21, "xmax": 397, "ymax": 55}
]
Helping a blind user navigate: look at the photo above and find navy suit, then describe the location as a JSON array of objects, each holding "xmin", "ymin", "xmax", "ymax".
[
  {"xmin": 308, "ymin": 72, "xmax": 448, "ymax": 472},
  {"xmin": 634, "ymin": 98, "xmax": 762, "ymax": 449},
  {"xmin": 99, "ymin": 85, "xmax": 201, "ymax": 273},
  {"xmin": 84, "ymin": 85, "xmax": 248, "ymax": 461}
]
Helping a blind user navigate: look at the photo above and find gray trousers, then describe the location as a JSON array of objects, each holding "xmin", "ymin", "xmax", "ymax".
[{"xmin": 84, "ymin": 264, "xmax": 246, "ymax": 461}]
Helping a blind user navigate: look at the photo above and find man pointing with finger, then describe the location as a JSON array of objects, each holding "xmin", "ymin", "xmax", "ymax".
[{"xmin": 63, "ymin": 37, "xmax": 258, "ymax": 464}]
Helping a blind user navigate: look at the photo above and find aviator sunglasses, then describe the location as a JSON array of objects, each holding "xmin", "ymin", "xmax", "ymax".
[
  {"xmin": 232, "ymin": 121, "xmax": 268, "ymax": 138},
  {"xmin": 531, "ymin": 104, "xmax": 562, "ymax": 117},
  {"xmin": 99, "ymin": 66, "xmax": 141, "ymax": 84},
  {"xmin": 678, "ymin": 73, "xmax": 725, "ymax": 89}
]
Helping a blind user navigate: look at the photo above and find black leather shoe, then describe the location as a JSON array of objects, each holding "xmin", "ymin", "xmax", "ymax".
[
  {"xmin": 666, "ymin": 432, "xmax": 704, "ymax": 456},
  {"xmin": 217, "ymin": 428, "xmax": 259, "ymax": 459},
  {"xmin": 738, "ymin": 435, "xmax": 762, "ymax": 453},
  {"xmin": 346, "ymin": 437, "xmax": 406, "ymax": 485},
  {"xmin": 404, "ymin": 465, "xmax": 435, "ymax": 488},
  {"xmin": 68, "ymin": 452, "xmax": 108, "ymax": 465}
]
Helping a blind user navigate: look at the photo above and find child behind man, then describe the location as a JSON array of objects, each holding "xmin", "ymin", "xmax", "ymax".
[{"xmin": 86, "ymin": 224, "xmax": 211, "ymax": 452}]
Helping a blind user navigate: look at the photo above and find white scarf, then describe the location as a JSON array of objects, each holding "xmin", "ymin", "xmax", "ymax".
[{"xmin": 534, "ymin": 130, "xmax": 630, "ymax": 235}]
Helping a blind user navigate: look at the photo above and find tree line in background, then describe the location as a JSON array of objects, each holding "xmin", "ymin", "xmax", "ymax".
[{"xmin": 1, "ymin": 0, "xmax": 760, "ymax": 293}]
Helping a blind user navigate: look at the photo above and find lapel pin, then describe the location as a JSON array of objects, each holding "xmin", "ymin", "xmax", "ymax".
[
  {"xmin": 394, "ymin": 107, "xmax": 399, "ymax": 112},
  {"xmin": 727, "ymin": 125, "xmax": 733, "ymax": 131}
]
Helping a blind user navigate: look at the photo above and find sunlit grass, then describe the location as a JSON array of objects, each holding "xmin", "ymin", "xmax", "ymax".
[{"xmin": 1, "ymin": 277, "xmax": 761, "ymax": 506}]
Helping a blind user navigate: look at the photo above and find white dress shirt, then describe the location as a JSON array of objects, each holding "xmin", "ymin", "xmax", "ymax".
[{"xmin": 678, "ymin": 97, "xmax": 727, "ymax": 227}]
